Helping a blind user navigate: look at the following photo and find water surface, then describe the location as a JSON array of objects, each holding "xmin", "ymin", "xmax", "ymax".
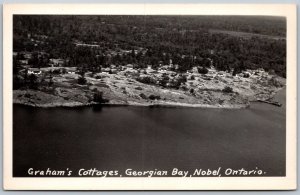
[{"xmin": 13, "ymin": 90, "xmax": 286, "ymax": 177}]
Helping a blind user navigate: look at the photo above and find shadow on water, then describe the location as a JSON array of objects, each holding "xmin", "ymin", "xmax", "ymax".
[{"xmin": 92, "ymin": 104, "xmax": 103, "ymax": 112}]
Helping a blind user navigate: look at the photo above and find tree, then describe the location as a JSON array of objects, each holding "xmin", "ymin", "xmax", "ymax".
[
  {"xmin": 48, "ymin": 75, "xmax": 54, "ymax": 87},
  {"xmin": 28, "ymin": 74, "xmax": 38, "ymax": 89},
  {"xmin": 222, "ymin": 86, "xmax": 233, "ymax": 93},
  {"xmin": 93, "ymin": 89, "xmax": 104, "ymax": 103},
  {"xmin": 190, "ymin": 88, "xmax": 195, "ymax": 94},
  {"xmin": 29, "ymin": 52, "xmax": 39, "ymax": 67},
  {"xmin": 197, "ymin": 66, "xmax": 208, "ymax": 74},
  {"xmin": 78, "ymin": 69, "xmax": 87, "ymax": 85},
  {"xmin": 13, "ymin": 75, "xmax": 23, "ymax": 90},
  {"xmin": 159, "ymin": 75, "xmax": 169, "ymax": 87},
  {"xmin": 232, "ymin": 67, "xmax": 240, "ymax": 76},
  {"xmin": 178, "ymin": 74, "xmax": 187, "ymax": 83}
]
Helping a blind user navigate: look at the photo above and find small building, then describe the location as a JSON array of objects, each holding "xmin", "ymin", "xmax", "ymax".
[
  {"xmin": 75, "ymin": 42, "xmax": 100, "ymax": 48},
  {"xmin": 217, "ymin": 71, "xmax": 226, "ymax": 77},
  {"xmin": 191, "ymin": 67, "xmax": 198, "ymax": 73},
  {"xmin": 126, "ymin": 64, "xmax": 134, "ymax": 69},
  {"xmin": 111, "ymin": 69, "xmax": 118, "ymax": 74},
  {"xmin": 174, "ymin": 64, "xmax": 179, "ymax": 70},
  {"xmin": 24, "ymin": 53, "xmax": 32, "ymax": 59},
  {"xmin": 28, "ymin": 68, "xmax": 42, "ymax": 75},
  {"xmin": 158, "ymin": 61, "xmax": 163, "ymax": 66},
  {"xmin": 66, "ymin": 67, "xmax": 78, "ymax": 74},
  {"xmin": 50, "ymin": 58, "xmax": 65, "ymax": 67},
  {"xmin": 102, "ymin": 68, "xmax": 111, "ymax": 73},
  {"xmin": 19, "ymin": 59, "xmax": 29, "ymax": 65},
  {"xmin": 119, "ymin": 66, "xmax": 127, "ymax": 71},
  {"xmin": 243, "ymin": 72, "xmax": 251, "ymax": 78},
  {"xmin": 110, "ymin": 64, "xmax": 117, "ymax": 69}
]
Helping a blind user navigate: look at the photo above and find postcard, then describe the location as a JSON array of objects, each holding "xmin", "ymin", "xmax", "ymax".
[{"xmin": 3, "ymin": 3, "xmax": 297, "ymax": 190}]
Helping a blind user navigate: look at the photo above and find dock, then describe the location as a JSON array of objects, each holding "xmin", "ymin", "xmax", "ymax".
[{"xmin": 257, "ymin": 99, "xmax": 282, "ymax": 107}]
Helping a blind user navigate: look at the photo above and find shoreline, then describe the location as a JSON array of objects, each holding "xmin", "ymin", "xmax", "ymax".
[
  {"xmin": 13, "ymin": 100, "xmax": 249, "ymax": 109},
  {"xmin": 13, "ymin": 82, "xmax": 285, "ymax": 110},
  {"xmin": 13, "ymin": 86, "xmax": 286, "ymax": 109}
]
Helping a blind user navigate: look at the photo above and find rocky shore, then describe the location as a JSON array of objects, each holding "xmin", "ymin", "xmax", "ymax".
[{"xmin": 13, "ymin": 67, "xmax": 285, "ymax": 109}]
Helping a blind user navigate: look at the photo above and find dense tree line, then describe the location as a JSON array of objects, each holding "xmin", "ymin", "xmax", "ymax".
[{"xmin": 13, "ymin": 15, "xmax": 286, "ymax": 77}]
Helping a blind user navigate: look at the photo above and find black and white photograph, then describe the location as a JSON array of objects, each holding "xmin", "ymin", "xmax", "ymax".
[{"xmin": 3, "ymin": 4, "xmax": 297, "ymax": 190}]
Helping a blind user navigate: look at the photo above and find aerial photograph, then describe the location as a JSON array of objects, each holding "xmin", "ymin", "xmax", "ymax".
[{"xmin": 13, "ymin": 15, "xmax": 286, "ymax": 177}]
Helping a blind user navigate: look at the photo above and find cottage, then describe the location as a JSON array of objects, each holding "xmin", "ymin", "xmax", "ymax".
[
  {"xmin": 19, "ymin": 59, "xmax": 29, "ymax": 65},
  {"xmin": 24, "ymin": 53, "xmax": 32, "ymax": 59},
  {"xmin": 66, "ymin": 67, "xmax": 77, "ymax": 74},
  {"xmin": 75, "ymin": 42, "xmax": 100, "ymax": 48},
  {"xmin": 110, "ymin": 64, "xmax": 117, "ymax": 69},
  {"xmin": 126, "ymin": 64, "xmax": 134, "ymax": 69},
  {"xmin": 174, "ymin": 64, "xmax": 179, "ymax": 70},
  {"xmin": 49, "ymin": 58, "xmax": 65, "ymax": 67},
  {"xmin": 111, "ymin": 69, "xmax": 118, "ymax": 74},
  {"xmin": 191, "ymin": 67, "xmax": 198, "ymax": 73},
  {"xmin": 158, "ymin": 61, "xmax": 163, "ymax": 66},
  {"xmin": 119, "ymin": 66, "xmax": 127, "ymax": 71},
  {"xmin": 67, "ymin": 70, "xmax": 76, "ymax": 74},
  {"xmin": 243, "ymin": 72, "xmax": 251, "ymax": 78},
  {"xmin": 28, "ymin": 68, "xmax": 42, "ymax": 75},
  {"xmin": 102, "ymin": 68, "xmax": 111, "ymax": 73},
  {"xmin": 217, "ymin": 71, "xmax": 226, "ymax": 77},
  {"xmin": 161, "ymin": 65, "xmax": 169, "ymax": 70}
]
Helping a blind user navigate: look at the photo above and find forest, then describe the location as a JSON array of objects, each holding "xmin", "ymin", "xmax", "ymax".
[{"xmin": 13, "ymin": 15, "xmax": 286, "ymax": 77}]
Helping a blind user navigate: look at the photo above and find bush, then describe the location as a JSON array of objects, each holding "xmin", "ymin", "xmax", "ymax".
[
  {"xmin": 190, "ymin": 88, "xmax": 195, "ymax": 94},
  {"xmin": 159, "ymin": 75, "xmax": 169, "ymax": 87},
  {"xmin": 24, "ymin": 93, "xmax": 32, "ymax": 98},
  {"xmin": 269, "ymin": 77, "xmax": 284, "ymax": 87},
  {"xmin": 61, "ymin": 68, "xmax": 67, "ymax": 74},
  {"xmin": 139, "ymin": 93, "xmax": 147, "ymax": 99},
  {"xmin": 135, "ymin": 86, "xmax": 143, "ymax": 90},
  {"xmin": 136, "ymin": 76, "xmax": 153, "ymax": 84},
  {"xmin": 149, "ymin": 94, "xmax": 161, "ymax": 100},
  {"xmin": 48, "ymin": 78, "xmax": 54, "ymax": 87},
  {"xmin": 93, "ymin": 89, "xmax": 108, "ymax": 103},
  {"xmin": 52, "ymin": 69, "xmax": 61, "ymax": 75},
  {"xmin": 28, "ymin": 74, "xmax": 38, "ymax": 89},
  {"xmin": 78, "ymin": 76, "xmax": 87, "ymax": 85},
  {"xmin": 177, "ymin": 75, "xmax": 187, "ymax": 84},
  {"xmin": 198, "ymin": 66, "xmax": 208, "ymax": 74},
  {"xmin": 181, "ymin": 85, "xmax": 188, "ymax": 91},
  {"xmin": 222, "ymin": 86, "xmax": 233, "ymax": 93},
  {"xmin": 243, "ymin": 73, "xmax": 250, "ymax": 78},
  {"xmin": 93, "ymin": 90, "xmax": 103, "ymax": 102}
]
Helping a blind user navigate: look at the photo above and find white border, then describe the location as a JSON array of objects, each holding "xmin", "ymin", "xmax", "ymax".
[{"xmin": 3, "ymin": 4, "xmax": 297, "ymax": 190}]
